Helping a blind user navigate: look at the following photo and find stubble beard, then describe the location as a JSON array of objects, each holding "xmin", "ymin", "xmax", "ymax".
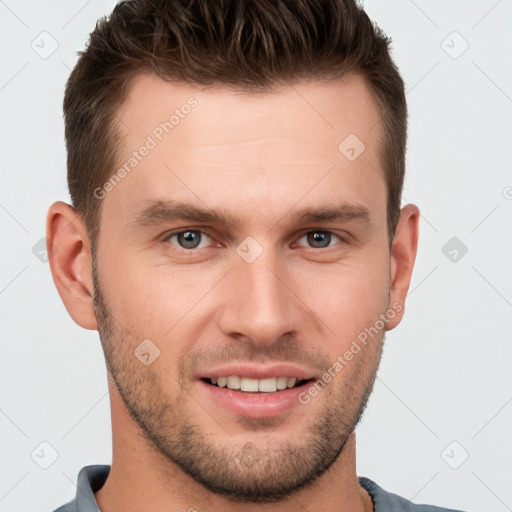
[{"xmin": 91, "ymin": 254, "xmax": 384, "ymax": 503}]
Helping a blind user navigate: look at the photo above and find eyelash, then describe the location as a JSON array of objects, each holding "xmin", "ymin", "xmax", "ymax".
[{"xmin": 162, "ymin": 229, "xmax": 347, "ymax": 251}]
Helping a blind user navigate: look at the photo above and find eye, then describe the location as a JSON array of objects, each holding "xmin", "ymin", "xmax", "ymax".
[
  {"xmin": 163, "ymin": 229, "xmax": 346, "ymax": 252},
  {"xmin": 294, "ymin": 230, "xmax": 344, "ymax": 249},
  {"xmin": 164, "ymin": 229, "xmax": 214, "ymax": 250}
]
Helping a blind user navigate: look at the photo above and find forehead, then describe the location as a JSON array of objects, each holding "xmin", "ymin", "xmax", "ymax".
[
  {"xmin": 117, "ymin": 72, "xmax": 382, "ymax": 148},
  {"xmin": 103, "ymin": 72, "xmax": 386, "ymax": 231}
]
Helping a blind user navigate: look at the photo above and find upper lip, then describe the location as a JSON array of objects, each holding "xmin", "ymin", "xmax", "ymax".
[{"xmin": 196, "ymin": 363, "xmax": 316, "ymax": 381}]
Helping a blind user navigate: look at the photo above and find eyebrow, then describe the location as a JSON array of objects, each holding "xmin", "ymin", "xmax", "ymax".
[{"xmin": 129, "ymin": 199, "xmax": 370, "ymax": 229}]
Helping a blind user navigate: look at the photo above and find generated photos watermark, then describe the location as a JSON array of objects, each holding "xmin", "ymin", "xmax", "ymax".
[
  {"xmin": 93, "ymin": 97, "xmax": 198, "ymax": 200},
  {"xmin": 298, "ymin": 301, "xmax": 403, "ymax": 405}
]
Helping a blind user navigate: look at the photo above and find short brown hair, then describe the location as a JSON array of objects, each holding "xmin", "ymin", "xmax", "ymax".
[{"xmin": 64, "ymin": 0, "xmax": 407, "ymax": 248}]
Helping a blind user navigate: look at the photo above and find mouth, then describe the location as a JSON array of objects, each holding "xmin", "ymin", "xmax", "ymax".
[
  {"xmin": 201, "ymin": 376, "xmax": 313, "ymax": 393},
  {"xmin": 196, "ymin": 364, "xmax": 317, "ymax": 417}
]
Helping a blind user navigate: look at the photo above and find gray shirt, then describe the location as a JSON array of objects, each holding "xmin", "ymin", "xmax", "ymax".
[{"xmin": 52, "ymin": 465, "xmax": 469, "ymax": 512}]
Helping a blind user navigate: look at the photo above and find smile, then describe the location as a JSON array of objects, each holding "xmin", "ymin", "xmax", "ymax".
[{"xmin": 204, "ymin": 376, "xmax": 311, "ymax": 393}]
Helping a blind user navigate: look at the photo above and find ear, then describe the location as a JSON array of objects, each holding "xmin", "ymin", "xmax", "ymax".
[
  {"xmin": 46, "ymin": 201, "xmax": 98, "ymax": 330},
  {"xmin": 386, "ymin": 204, "xmax": 420, "ymax": 330}
]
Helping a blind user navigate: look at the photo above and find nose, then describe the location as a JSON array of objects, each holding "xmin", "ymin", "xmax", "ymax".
[{"xmin": 215, "ymin": 249, "xmax": 303, "ymax": 346}]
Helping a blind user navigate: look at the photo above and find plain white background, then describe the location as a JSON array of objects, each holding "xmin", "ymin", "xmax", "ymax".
[{"xmin": 0, "ymin": 1, "xmax": 511, "ymax": 511}]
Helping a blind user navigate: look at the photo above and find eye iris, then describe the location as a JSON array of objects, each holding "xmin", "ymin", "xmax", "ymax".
[
  {"xmin": 308, "ymin": 231, "xmax": 330, "ymax": 248},
  {"xmin": 178, "ymin": 230, "xmax": 201, "ymax": 249}
]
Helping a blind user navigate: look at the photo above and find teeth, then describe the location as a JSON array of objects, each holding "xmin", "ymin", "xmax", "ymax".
[
  {"xmin": 226, "ymin": 375, "xmax": 240, "ymax": 390},
  {"xmin": 287, "ymin": 377, "xmax": 297, "ymax": 388},
  {"xmin": 209, "ymin": 376, "xmax": 303, "ymax": 392},
  {"xmin": 258, "ymin": 377, "xmax": 276, "ymax": 392},
  {"xmin": 240, "ymin": 377, "xmax": 259, "ymax": 392},
  {"xmin": 276, "ymin": 376, "xmax": 288, "ymax": 390}
]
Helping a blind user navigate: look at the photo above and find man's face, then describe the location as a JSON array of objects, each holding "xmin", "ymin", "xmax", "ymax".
[{"xmin": 93, "ymin": 72, "xmax": 391, "ymax": 501}]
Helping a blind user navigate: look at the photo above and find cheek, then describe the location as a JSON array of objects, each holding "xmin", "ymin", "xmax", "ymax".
[
  {"xmin": 300, "ymin": 257, "xmax": 390, "ymax": 350},
  {"xmin": 105, "ymin": 258, "xmax": 218, "ymax": 339}
]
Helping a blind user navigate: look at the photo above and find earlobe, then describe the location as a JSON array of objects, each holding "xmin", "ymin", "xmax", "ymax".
[
  {"xmin": 46, "ymin": 201, "xmax": 98, "ymax": 330},
  {"xmin": 387, "ymin": 204, "xmax": 420, "ymax": 331}
]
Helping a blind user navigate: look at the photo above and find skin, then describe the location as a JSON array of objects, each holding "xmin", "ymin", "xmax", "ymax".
[{"xmin": 47, "ymin": 72, "xmax": 419, "ymax": 512}]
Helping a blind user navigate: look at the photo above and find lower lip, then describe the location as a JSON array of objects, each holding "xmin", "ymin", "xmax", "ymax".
[{"xmin": 198, "ymin": 379, "xmax": 312, "ymax": 418}]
